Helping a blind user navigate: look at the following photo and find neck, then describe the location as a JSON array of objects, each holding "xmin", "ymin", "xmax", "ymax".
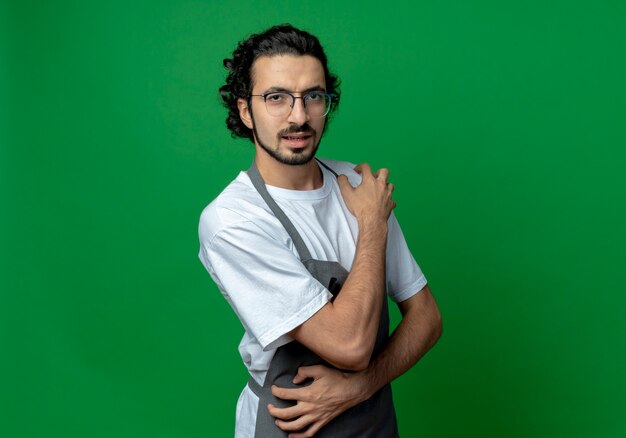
[{"xmin": 254, "ymin": 147, "xmax": 323, "ymax": 190}]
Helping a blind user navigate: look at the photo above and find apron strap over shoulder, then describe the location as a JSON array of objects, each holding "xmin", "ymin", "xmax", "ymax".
[
  {"xmin": 247, "ymin": 161, "xmax": 313, "ymax": 261},
  {"xmin": 315, "ymin": 158, "xmax": 339, "ymax": 177}
]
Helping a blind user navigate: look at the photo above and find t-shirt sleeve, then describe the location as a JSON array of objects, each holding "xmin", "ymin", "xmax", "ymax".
[
  {"xmin": 199, "ymin": 217, "xmax": 332, "ymax": 351},
  {"xmin": 385, "ymin": 212, "xmax": 428, "ymax": 303}
]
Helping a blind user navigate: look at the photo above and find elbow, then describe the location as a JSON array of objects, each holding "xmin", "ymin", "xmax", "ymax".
[
  {"xmin": 330, "ymin": 337, "xmax": 373, "ymax": 371},
  {"xmin": 342, "ymin": 354, "xmax": 370, "ymax": 372},
  {"xmin": 432, "ymin": 308, "xmax": 443, "ymax": 344},
  {"xmin": 336, "ymin": 355, "xmax": 370, "ymax": 372}
]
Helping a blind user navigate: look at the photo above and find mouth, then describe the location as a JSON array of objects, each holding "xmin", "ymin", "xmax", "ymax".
[{"xmin": 280, "ymin": 132, "xmax": 314, "ymax": 148}]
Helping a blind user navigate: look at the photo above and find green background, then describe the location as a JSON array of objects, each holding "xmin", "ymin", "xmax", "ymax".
[{"xmin": 2, "ymin": 1, "xmax": 625, "ymax": 436}]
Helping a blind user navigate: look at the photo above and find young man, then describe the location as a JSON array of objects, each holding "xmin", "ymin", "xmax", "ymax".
[{"xmin": 199, "ymin": 24, "xmax": 442, "ymax": 437}]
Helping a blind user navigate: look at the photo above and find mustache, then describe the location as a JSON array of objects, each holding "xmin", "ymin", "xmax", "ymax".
[{"xmin": 278, "ymin": 123, "xmax": 316, "ymax": 137}]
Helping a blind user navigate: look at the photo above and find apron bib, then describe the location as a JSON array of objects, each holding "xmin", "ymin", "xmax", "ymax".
[{"xmin": 246, "ymin": 160, "xmax": 398, "ymax": 437}]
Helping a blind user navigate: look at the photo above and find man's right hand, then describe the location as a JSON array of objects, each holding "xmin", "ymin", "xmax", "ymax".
[{"xmin": 337, "ymin": 163, "xmax": 396, "ymax": 224}]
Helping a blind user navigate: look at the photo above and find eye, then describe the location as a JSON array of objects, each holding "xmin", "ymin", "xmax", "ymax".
[
  {"xmin": 306, "ymin": 92, "xmax": 323, "ymax": 101},
  {"xmin": 265, "ymin": 93, "xmax": 287, "ymax": 103}
]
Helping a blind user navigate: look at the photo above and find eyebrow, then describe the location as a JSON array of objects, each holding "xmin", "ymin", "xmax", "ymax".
[{"xmin": 262, "ymin": 85, "xmax": 327, "ymax": 94}]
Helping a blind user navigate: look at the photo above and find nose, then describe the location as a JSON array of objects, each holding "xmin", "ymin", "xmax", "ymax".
[{"xmin": 287, "ymin": 96, "xmax": 309, "ymax": 125}]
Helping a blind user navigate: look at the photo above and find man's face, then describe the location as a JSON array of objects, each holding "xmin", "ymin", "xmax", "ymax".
[{"xmin": 239, "ymin": 55, "xmax": 327, "ymax": 166}]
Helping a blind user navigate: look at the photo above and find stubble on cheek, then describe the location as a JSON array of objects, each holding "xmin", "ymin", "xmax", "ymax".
[{"xmin": 249, "ymin": 106, "xmax": 323, "ymax": 165}]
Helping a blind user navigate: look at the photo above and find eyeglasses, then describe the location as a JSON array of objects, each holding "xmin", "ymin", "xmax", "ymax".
[{"xmin": 249, "ymin": 91, "xmax": 334, "ymax": 118}]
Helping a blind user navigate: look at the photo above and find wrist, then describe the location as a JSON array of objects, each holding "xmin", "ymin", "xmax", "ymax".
[
  {"xmin": 350, "ymin": 369, "xmax": 377, "ymax": 403},
  {"xmin": 357, "ymin": 216, "xmax": 388, "ymax": 233}
]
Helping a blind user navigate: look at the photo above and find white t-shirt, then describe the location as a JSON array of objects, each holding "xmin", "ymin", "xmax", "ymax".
[{"xmin": 198, "ymin": 159, "xmax": 427, "ymax": 437}]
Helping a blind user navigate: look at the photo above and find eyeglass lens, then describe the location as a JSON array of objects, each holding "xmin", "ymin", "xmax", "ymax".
[{"xmin": 264, "ymin": 92, "xmax": 330, "ymax": 117}]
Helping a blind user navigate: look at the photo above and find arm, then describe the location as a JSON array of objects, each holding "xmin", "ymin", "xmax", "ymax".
[
  {"xmin": 357, "ymin": 285, "xmax": 442, "ymax": 394},
  {"xmin": 289, "ymin": 164, "xmax": 395, "ymax": 371},
  {"xmin": 269, "ymin": 285, "xmax": 442, "ymax": 437}
]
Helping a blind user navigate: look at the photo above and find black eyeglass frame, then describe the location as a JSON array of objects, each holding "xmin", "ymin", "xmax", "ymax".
[{"xmin": 248, "ymin": 91, "xmax": 335, "ymax": 117}]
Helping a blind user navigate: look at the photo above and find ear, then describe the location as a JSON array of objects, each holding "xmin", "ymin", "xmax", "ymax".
[{"xmin": 237, "ymin": 98, "xmax": 253, "ymax": 129}]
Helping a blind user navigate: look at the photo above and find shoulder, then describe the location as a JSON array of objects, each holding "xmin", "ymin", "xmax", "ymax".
[
  {"xmin": 316, "ymin": 158, "xmax": 362, "ymax": 186},
  {"xmin": 198, "ymin": 171, "xmax": 276, "ymax": 246},
  {"xmin": 317, "ymin": 158, "xmax": 357, "ymax": 174}
]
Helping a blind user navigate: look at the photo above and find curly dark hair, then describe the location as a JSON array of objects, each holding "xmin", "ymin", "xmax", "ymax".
[{"xmin": 219, "ymin": 24, "xmax": 341, "ymax": 142}]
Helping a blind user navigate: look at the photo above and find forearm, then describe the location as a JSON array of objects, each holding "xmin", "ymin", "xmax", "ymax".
[
  {"xmin": 356, "ymin": 288, "xmax": 442, "ymax": 401},
  {"xmin": 329, "ymin": 218, "xmax": 388, "ymax": 352},
  {"xmin": 291, "ymin": 217, "xmax": 388, "ymax": 369}
]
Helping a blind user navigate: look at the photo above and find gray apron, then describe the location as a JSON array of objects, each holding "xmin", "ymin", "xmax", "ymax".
[{"xmin": 246, "ymin": 159, "xmax": 398, "ymax": 437}]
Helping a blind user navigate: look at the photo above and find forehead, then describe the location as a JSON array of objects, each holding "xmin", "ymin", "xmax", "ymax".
[{"xmin": 250, "ymin": 55, "xmax": 326, "ymax": 92}]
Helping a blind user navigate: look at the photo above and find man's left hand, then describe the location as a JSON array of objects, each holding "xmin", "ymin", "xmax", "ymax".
[{"xmin": 268, "ymin": 365, "xmax": 369, "ymax": 438}]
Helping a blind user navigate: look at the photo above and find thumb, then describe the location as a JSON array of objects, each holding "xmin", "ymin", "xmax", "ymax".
[{"xmin": 293, "ymin": 365, "xmax": 324, "ymax": 383}]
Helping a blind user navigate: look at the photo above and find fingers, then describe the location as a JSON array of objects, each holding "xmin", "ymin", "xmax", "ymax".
[
  {"xmin": 358, "ymin": 163, "xmax": 391, "ymax": 187},
  {"xmin": 337, "ymin": 174, "xmax": 351, "ymax": 190},
  {"xmin": 275, "ymin": 414, "xmax": 316, "ymax": 433},
  {"xmin": 356, "ymin": 163, "xmax": 389, "ymax": 180},
  {"xmin": 373, "ymin": 167, "xmax": 389, "ymax": 181},
  {"xmin": 340, "ymin": 163, "xmax": 396, "ymax": 221},
  {"xmin": 346, "ymin": 164, "xmax": 392, "ymax": 185},
  {"xmin": 268, "ymin": 403, "xmax": 303, "ymax": 421},
  {"xmin": 294, "ymin": 365, "xmax": 324, "ymax": 382},
  {"xmin": 288, "ymin": 421, "xmax": 326, "ymax": 438},
  {"xmin": 274, "ymin": 364, "xmax": 327, "ymax": 397},
  {"xmin": 353, "ymin": 163, "xmax": 372, "ymax": 176},
  {"xmin": 292, "ymin": 373, "xmax": 307, "ymax": 385},
  {"xmin": 271, "ymin": 384, "xmax": 305, "ymax": 401}
]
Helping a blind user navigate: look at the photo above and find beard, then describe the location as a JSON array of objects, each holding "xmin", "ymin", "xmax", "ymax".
[{"xmin": 250, "ymin": 111, "xmax": 323, "ymax": 166}]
